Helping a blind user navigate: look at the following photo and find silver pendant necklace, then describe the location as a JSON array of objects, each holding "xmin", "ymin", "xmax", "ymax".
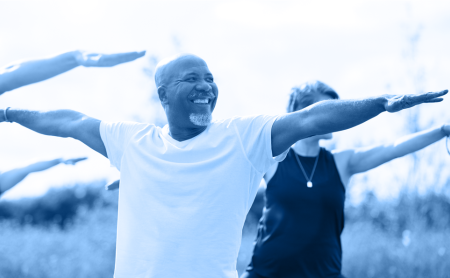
[{"xmin": 294, "ymin": 149, "xmax": 320, "ymax": 188}]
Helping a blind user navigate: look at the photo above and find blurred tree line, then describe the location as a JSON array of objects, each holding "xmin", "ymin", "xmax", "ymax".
[{"xmin": 0, "ymin": 181, "xmax": 118, "ymax": 228}]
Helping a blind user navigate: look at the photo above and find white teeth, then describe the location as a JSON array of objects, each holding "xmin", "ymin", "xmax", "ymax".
[{"xmin": 193, "ymin": 99, "xmax": 209, "ymax": 104}]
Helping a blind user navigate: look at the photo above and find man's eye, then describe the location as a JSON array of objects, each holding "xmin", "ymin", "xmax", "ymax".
[
  {"xmin": 206, "ymin": 78, "xmax": 214, "ymax": 83},
  {"xmin": 186, "ymin": 78, "xmax": 196, "ymax": 82}
]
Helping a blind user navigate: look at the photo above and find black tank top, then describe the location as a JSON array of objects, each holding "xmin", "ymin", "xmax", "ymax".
[{"xmin": 248, "ymin": 148, "xmax": 346, "ymax": 278}]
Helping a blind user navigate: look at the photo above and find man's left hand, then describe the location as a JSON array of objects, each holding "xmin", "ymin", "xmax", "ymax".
[{"xmin": 384, "ymin": 90, "xmax": 448, "ymax": 113}]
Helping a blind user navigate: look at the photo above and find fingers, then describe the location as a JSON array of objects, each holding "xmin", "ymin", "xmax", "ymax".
[
  {"xmin": 424, "ymin": 89, "xmax": 447, "ymax": 99},
  {"xmin": 411, "ymin": 90, "xmax": 448, "ymax": 104},
  {"xmin": 64, "ymin": 157, "xmax": 88, "ymax": 164},
  {"xmin": 107, "ymin": 51, "xmax": 146, "ymax": 64},
  {"xmin": 423, "ymin": 98, "xmax": 444, "ymax": 103},
  {"xmin": 70, "ymin": 157, "xmax": 88, "ymax": 162},
  {"xmin": 426, "ymin": 89, "xmax": 448, "ymax": 99},
  {"xmin": 83, "ymin": 50, "xmax": 146, "ymax": 67}
]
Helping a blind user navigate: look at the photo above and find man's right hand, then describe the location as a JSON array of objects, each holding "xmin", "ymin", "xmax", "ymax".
[{"xmin": 384, "ymin": 90, "xmax": 448, "ymax": 113}]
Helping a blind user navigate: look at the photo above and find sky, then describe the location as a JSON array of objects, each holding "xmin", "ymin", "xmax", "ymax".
[{"xmin": 0, "ymin": 0, "xmax": 449, "ymax": 202}]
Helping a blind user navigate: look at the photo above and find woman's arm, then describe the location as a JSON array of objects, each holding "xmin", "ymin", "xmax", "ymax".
[
  {"xmin": 0, "ymin": 50, "xmax": 145, "ymax": 95},
  {"xmin": 0, "ymin": 157, "xmax": 87, "ymax": 194},
  {"xmin": 333, "ymin": 124, "xmax": 450, "ymax": 185}
]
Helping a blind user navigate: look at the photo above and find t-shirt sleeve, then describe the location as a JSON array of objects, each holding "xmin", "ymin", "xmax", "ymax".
[
  {"xmin": 99, "ymin": 121, "xmax": 150, "ymax": 170},
  {"xmin": 233, "ymin": 115, "xmax": 288, "ymax": 174}
]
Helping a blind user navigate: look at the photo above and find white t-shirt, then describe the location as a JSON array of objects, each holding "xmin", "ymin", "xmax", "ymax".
[{"xmin": 100, "ymin": 115, "xmax": 287, "ymax": 278}]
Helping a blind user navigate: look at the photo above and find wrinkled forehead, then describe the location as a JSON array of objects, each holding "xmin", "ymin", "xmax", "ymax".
[
  {"xmin": 155, "ymin": 55, "xmax": 212, "ymax": 86},
  {"xmin": 168, "ymin": 56, "xmax": 210, "ymax": 77}
]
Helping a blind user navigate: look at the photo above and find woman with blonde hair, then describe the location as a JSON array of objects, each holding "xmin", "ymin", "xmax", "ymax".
[{"xmin": 242, "ymin": 81, "xmax": 450, "ymax": 278}]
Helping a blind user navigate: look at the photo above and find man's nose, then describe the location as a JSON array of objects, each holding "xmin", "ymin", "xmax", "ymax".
[{"xmin": 195, "ymin": 81, "xmax": 212, "ymax": 92}]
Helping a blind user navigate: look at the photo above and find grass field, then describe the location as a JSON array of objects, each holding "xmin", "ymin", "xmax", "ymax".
[{"xmin": 1, "ymin": 185, "xmax": 449, "ymax": 278}]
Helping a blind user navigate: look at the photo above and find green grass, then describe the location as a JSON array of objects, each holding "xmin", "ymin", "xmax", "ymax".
[
  {"xmin": 341, "ymin": 222, "xmax": 450, "ymax": 278},
  {"xmin": 1, "ymin": 186, "xmax": 450, "ymax": 278},
  {"xmin": 236, "ymin": 220, "xmax": 450, "ymax": 278},
  {"xmin": 0, "ymin": 205, "xmax": 117, "ymax": 278}
]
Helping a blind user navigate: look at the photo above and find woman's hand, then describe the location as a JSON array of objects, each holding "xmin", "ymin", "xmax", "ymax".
[
  {"xmin": 61, "ymin": 157, "xmax": 88, "ymax": 165},
  {"xmin": 75, "ymin": 50, "xmax": 146, "ymax": 67}
]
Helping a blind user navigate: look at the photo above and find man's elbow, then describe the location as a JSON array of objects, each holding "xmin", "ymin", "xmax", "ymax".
[{"xmin": 52, "ymin": 119, "xmax": 82, "ymax": 139}]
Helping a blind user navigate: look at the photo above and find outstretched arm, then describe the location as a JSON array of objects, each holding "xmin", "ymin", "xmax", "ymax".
[
  {"xmin": 0, "ymin": 108, "xmax": 106, "ymax": 157},
  {"xmin": 0, "ymin": 157, "xmax": 87, "ymax": 194},
  {"xmin": 271, "ymin": 91, "xmax": 448, "ymax": 156},
  {"xmin": 0, "ymin": 50, "xmax": 146, "ymax": 95},
  {"xmin": 333, "ymin": 124, "xmax": 450, "ymax": 183}
]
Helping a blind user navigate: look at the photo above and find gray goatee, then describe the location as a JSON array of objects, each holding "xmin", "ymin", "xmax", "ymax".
[{"xmin": 189, "ymin": 113, "xmax": 212, "ymax": 126}]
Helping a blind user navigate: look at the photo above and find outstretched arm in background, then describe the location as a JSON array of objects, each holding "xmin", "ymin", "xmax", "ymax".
[
  {"xmin": 0, "ymin": 108, "xmax": 106, "ymax": 157},
  {"xmin": 0, "ymin": 50, "xmax": 146, "ymax": 95},
  {"xmin": 271, "ymin": 90, "xmax": 448, "ymax": 156},
  {"xmin": 332, "ymin": 124, "xmax": 450, "ymax": 186},
  {"xmin": 0, "ymin": 157, "xmax": 86, "ymax": 195}
]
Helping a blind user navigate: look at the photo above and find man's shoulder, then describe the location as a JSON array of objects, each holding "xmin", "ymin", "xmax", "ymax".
[
  {"xmin": 101, "ymin": 120, "xmax": 154, "ymax": 129},
  {"xmin": 100, "ymin": 120, "xmax": 157, "ymax": 138},
  {"xmin": 212, "ymin": 114, "xmax": 278, "ymax": 126}
]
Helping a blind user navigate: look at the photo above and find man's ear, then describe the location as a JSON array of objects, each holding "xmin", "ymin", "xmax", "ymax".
[{"xmin": 157, "ymin": 86, "xmax": 169, "ymax": 105}]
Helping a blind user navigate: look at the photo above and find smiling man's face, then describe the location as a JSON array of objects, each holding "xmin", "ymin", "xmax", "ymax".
[{"xmin": 156, "ymin": 55, "xmax": 218, "ymax": 129}]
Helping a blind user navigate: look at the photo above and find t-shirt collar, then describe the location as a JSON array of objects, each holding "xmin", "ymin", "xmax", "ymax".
[{"xmin": 161, "ymin": 124, "xmax": 211, "ymax": 147}]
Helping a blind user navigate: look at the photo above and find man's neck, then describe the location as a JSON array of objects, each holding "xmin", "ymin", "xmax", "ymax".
[
  {"xmin": 167, "ymin": 124, "xmax": 208, "ymax": 142},
  {"xmin": 292, "ymin": 139, "xmax": 320, "ymax": 157}
]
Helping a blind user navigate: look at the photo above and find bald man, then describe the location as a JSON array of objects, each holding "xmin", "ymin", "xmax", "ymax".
[{"xmin": 0, "ymin": 54, "xmax": 447, "ymax": 278}]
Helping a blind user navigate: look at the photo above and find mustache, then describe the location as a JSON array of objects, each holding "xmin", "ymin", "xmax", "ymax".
[{"xmin": 187, "ymin": 91, "xmax": 216, "ymax": 99}]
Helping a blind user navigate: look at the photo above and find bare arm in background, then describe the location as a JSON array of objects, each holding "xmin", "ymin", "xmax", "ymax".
[
  {"xmin": 271, "ymin": 90, "xmax": 448, "ymax": 156},
  {"xmin": 333, "ymin": 124, "xmax": 450, "ymax": 186},
  {"xmin": 0, "ymin": 157, "xmax": 86, "ymax": 194},
  {"xmin": 0, "ymin": 50, "xmax": 146, "ymax": 95},
  {"xmin": 0, "ymin": 108, "xmax": 106, "ymax": 157}
]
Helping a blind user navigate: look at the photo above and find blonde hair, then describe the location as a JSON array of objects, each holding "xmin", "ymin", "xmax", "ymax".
[{"xmin": 287, "ymin": 81, "xmax": 339, "ymax": 113}]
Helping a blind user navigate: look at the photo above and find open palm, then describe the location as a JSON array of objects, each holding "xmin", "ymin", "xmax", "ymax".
[
  {"xmin": 76, "ymin": 50, "xmax": 146, "ymax": 67},
  {"xmin": 385, "ymin": 90, "xmax": 448, "ymax": 113}
]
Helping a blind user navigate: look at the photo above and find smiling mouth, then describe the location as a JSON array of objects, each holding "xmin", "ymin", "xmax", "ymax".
[{"xmin": 191, "ymin": 99, "xmax": 211, "ymax": 104}]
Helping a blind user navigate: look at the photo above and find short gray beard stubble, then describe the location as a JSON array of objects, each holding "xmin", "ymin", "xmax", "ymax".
[{"xmin": 189, "ymin": 113, "xmax": 212, "ymax": 126}]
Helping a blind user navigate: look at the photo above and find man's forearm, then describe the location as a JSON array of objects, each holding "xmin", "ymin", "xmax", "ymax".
[
  {"xmin": 272, "ymin": 96, "xmax": 388, "ymax": 156},
  {"xmin": 0, "ymin": 108, "xmax": 84, "ymax": 138},
  {"xmin": 302, "ymin": 96, "xmax": 387, "ymax": 136},
  {"xmin": 0, "ymin": 51, "xmax": 80, "ymax": 94}
]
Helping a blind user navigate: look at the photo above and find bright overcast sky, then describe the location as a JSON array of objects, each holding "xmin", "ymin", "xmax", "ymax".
[{"xmin": 0, "ymin": 0, "xmax": 449, "ymax": 202}]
